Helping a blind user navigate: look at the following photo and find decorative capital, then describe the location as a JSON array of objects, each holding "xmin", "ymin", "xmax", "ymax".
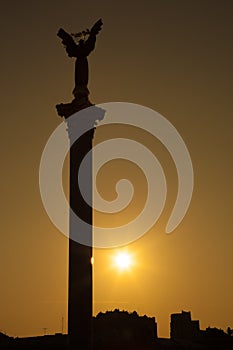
[{"xmin": 64, "ymin": 105, "xmax": 106, "ymax": 142}]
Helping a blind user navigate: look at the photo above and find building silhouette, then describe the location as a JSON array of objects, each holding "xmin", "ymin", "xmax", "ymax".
[
  {"xmin": 1, "ymin": 310, "xmax": 233, "ymax": 350},
  {"xmin": 93, "ymin": 309, "xmax": 157, "ymax": 347},
  {"xmin": 170, "ymin": 310, "xmax": 200, "ymax": 340}
]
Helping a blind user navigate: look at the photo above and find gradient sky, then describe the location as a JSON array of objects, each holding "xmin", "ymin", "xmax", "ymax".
[{"xmin": 0, "ymin": 0, "xmax": 232, "ymax": 338}]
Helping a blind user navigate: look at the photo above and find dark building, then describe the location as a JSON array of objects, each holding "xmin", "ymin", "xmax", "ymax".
[
  {"xmin": 170, "ymin": 310, "xmax": 200, "ymax": 340},
  {"xmin": 93, "ymin": 309, "xmax": 157, "ymax": 346}
]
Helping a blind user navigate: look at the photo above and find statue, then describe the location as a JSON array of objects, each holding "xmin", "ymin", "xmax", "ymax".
[{"xmin": 56, "ymin": 19, "xmax": 103, "ymax": 118}]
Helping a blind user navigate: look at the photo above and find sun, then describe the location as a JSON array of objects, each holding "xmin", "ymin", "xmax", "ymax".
[{"xmin": 114, "ymin": 251, "xmax": 132, "ymax": 271}]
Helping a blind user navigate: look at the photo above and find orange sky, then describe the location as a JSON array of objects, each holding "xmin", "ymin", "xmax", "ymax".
[{"xmin": 0, "ymin": 0, "xmax": 232, "ymax": 338}]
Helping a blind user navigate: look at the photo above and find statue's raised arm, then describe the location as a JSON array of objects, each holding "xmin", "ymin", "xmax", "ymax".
[{"xmin": 56, "ymin": 19, "xmax": 103, "ymax": 118}]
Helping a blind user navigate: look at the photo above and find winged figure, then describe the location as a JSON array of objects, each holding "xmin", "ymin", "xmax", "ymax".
[{"xmin": 56, "ymin": 19, "xmax": 103, "ymax": 118}]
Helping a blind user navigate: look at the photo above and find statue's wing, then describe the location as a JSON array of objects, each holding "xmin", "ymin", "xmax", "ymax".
[
  {"xmin": 82, "ymin": 19, "xmax": 103, "ymax": 57},
  {"xmin": 57, "ymin": 28, "xmax": 78, "ymax": 57},
  {"xmin": 90, "ymin": 19, "xmax": 103, "ymax": 36}
]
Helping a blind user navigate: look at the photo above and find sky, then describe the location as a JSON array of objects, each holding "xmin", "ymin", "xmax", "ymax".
[{"xmin": 0, "ymin": 0, "xmax": 233, "ymax": 339}]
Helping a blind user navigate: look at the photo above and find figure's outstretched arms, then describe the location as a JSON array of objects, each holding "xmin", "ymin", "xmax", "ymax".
[{"xmin": 57, "ymin": 19, "xmax": 103, "ymax": 58}]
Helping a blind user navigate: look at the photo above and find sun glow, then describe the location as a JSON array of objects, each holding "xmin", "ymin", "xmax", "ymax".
[{"xmin": 114, "ymin": 251, "xmax": 132, "ymax": 271}]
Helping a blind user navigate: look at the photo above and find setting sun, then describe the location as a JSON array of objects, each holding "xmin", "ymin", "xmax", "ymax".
[{"xmin": 114, "ymin": 252, "xmax": 132, "ymax": 271}]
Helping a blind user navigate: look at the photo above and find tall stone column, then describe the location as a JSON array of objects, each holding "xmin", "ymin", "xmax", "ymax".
[
  {"xmin": 56, "ymin": 19, "xmax": 103, "ymax": 349},
  {"xmin": 68, "ymin": 127, "xmax": 94, "ymax": 350},
  {"xmin": 64, "ymin": 106, "xmax": 105, "ymax": 350}
]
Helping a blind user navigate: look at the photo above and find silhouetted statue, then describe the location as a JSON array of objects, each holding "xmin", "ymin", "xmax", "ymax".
[{"xmin": 56, "ymin": 19, "xmax": 103, "ymax": 118}]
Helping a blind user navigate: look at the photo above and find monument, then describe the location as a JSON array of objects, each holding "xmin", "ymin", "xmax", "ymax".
[{"xmin": 56, "ymin": 19, "xmax": 104, "ymax": 350}]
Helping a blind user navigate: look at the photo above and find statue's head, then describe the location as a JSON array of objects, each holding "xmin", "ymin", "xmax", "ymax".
[{"xmin": 71, "ymin": 29, "xmax": 90, "ymax": 43}]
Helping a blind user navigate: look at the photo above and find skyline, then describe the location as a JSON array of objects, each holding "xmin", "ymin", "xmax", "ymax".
[
  {"xmin": 1, "ymin": 310, "xmax": 232, "ymax": 350},
  {"xmin": 0, "ymin": 0, "xmax": 232, "ymax": 339}
]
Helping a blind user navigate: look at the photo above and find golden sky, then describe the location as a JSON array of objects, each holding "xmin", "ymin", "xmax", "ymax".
[{"xmin": 0, "ymin": 0, "xmax": 232, "ymax": 338}]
